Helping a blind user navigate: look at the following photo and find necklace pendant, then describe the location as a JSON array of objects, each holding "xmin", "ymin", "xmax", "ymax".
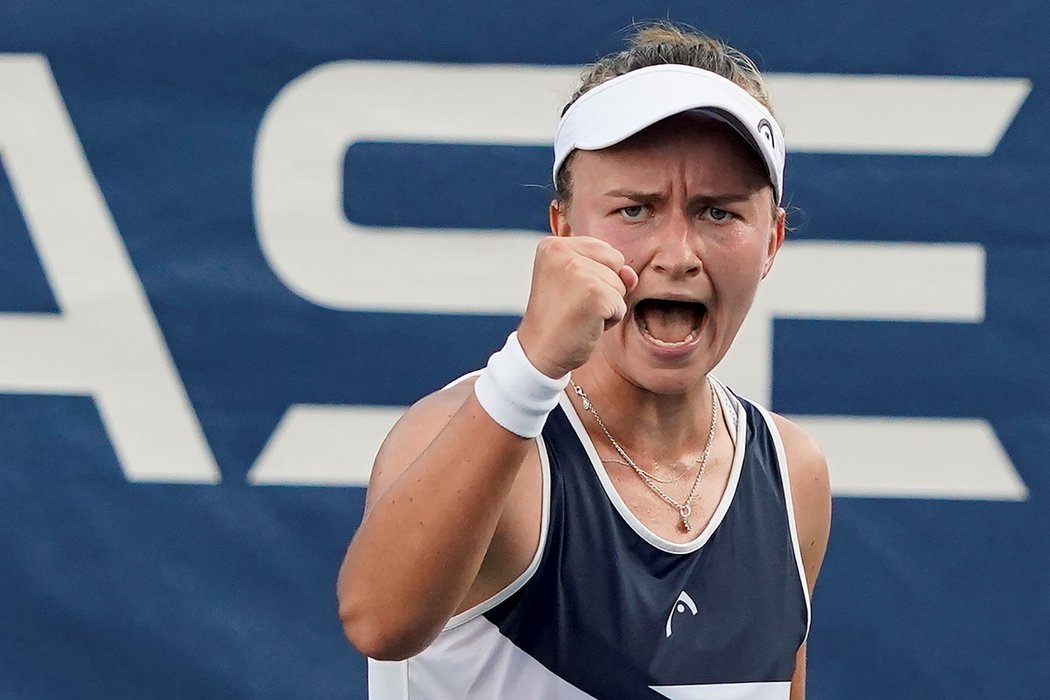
[{"xmin": 679, "ymin": 504, "xmax": 692, "ymax": 533}]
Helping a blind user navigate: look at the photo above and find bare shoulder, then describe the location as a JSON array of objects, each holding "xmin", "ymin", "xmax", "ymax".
[
  {"xmin": 769, "ymin": 413, "xmax": 832, "ymax": 592},
  {"xmin": 769, "ymin": 413, "xmax": 830, "ymax": 492},
  {"xmin": 363, "ymin": 377, "xmax": 478, "ymax": 514}
]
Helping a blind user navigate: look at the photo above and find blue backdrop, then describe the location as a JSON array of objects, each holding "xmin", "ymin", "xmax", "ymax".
[{"xmin": 0, "ymin": 1, "xmax": 1048, "ymax": 698}]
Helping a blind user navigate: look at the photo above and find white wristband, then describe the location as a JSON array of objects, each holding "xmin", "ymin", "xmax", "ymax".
[{"xmin": 474, "ymin": 332, "xmax": 569, "ymax": 438}]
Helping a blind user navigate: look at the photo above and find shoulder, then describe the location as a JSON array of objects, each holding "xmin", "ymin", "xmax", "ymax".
[
  {"xmin": 768, "ymin": 413, "xmax": 829, "ymax": 492},
  {"xmin": 382, "ymin": 375, "xmax": 478, "ymax": 453},
  {"xmin": 363, "ymin": 376, "xmax": 479, "ymax": 512},
  {"xmin": 401, "ymin": 374, "xmax": 479, "ymax": 426},
  {"xmin": 768, "ymin": 412, "xmax": 832, "ymax": 593}
]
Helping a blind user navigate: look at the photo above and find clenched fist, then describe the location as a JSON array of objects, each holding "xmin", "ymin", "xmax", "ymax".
[{"xmin": 516, "ymin": 236, "xmax": 638, "ymax": 379}]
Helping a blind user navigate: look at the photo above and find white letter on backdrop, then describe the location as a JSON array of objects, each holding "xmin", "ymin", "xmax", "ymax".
[{"xmin": 0, "ymin": 55, "xmax": 219, "ymax": 483}]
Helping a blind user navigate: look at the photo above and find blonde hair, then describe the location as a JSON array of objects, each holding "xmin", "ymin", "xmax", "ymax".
[{"xmin": 555, "ymin": 22, "xmax": 775, "ymax": 203}]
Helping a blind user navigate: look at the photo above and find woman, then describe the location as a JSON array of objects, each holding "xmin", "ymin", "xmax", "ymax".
[{"xmin": 339, "ymin": 22, "xmax": 832, "ymax": 700}]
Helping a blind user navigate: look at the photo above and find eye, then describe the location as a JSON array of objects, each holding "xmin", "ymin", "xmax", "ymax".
[
  {"xmin": 704, "ymin": 207, "xmax": 734, "ymax": 223},
  {"xmin": 619, "ymin": 204, "xmax": 649, "ymax": 221}
]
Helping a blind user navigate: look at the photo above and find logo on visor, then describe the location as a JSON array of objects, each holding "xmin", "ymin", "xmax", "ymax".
[{"xmin": 757, "ymin": 118, "xmax": 775, "ymax": 150}]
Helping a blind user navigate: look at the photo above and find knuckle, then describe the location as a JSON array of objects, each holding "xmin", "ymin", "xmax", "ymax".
[
  {"xmin": 564, "ymin": 256, "xmax": 585, "ymax": 278},
  {"xmin": 589, "ymin": 238, "xmax": 622, "ymax": 265},
  {"xmin": 537, "ymin": 236, "xmax": 566, "ymax": 258},
  {"xmin": 582, "ymin": 280, "xmax": 604, "ymax": 302}
]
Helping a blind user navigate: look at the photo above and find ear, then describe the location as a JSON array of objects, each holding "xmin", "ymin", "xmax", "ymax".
[
  {"xmin": 549, "ymin": 199, "xmax": 573, "ymax": 237},
  {"xmin": 760, "ymin": 207, "xmax": 786, "ymax": 279}
]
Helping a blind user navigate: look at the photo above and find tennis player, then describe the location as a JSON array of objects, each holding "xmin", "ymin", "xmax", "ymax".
[{"xmin": 339, "ymin": 22, "xmax": 832, "ymax": 700}]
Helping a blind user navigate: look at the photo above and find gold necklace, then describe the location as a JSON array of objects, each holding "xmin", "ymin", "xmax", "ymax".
[
  {"xmin": 599, "ymin": 456, "xmax": 699, "ymax": 484},
  {"xmin": 570, "ymin": 379, "xmax": 719, "ymax": 533}
]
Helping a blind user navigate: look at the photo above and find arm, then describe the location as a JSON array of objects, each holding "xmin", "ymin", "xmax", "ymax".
[
  {"xmin": 772, "ymin": 414, "xmax": 832, "ymax": 700},
  {"xmin": 337, "ymin": 235, "xmax": 636, "ymax": 660},
  {"xmin": 790, "ymin": 646, "xmax": 808, "ymax": 700},
  {"xmin": 337, "ymin": 381, "xmax": 537, "ymax": 660}
]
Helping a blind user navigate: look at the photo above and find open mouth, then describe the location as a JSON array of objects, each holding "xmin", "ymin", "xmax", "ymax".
[{"xmin": 633, "ymin": 298, "xmax": 707, "ymax": 348}]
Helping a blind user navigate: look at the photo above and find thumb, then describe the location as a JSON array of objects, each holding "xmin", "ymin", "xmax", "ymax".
[{"xmin": 619, "ymin": 265, "xmax": 639, "ymax": 293}]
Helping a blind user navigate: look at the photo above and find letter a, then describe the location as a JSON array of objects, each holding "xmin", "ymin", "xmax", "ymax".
[{"xmin": 0, "ymin": 54, "xmax": 219, "ymax": 482}]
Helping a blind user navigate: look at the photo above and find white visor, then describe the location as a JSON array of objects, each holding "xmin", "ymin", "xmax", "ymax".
[{"xmin": 553, "ymin": 64, "xmax": 785, "ymax": 204}]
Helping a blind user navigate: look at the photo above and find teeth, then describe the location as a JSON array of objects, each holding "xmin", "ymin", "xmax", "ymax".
[{"xmin": 639, "ymin": 320, "xmax": 698, "ymax": 347}]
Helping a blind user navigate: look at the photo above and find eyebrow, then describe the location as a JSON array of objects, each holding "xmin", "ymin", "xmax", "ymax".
[
  {"xmin": 602, "ymin": 189, "xmax": 755, "ymax": 206},
  {"xmin": 603, "ymin": 189, "xmax": 661, "ymax": 201}
]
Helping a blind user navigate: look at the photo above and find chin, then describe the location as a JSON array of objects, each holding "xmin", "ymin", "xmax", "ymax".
[
  {"xmin": 644, "ymin": 370, "xmax": 711, "ymax": 396},
  {"xmin": 613, "ymin": 354, "xmax": 714, "ymax": 397}
]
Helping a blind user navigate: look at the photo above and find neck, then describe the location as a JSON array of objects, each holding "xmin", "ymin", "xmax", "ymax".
[{"xmin": 569, "ymin": 365, "xmax": 716, "ymax": 464}]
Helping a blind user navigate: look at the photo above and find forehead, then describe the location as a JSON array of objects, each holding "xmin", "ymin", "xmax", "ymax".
[{"xmin": 572, "ymin": 113, "xmax": 770, "ymax": 194}]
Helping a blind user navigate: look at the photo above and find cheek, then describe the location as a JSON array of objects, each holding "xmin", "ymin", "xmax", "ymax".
[
  {"xmin": 712, "ymin": 231, "xmax": 770, "ymax": 276},
  {"xmin": 707, "ymin": 234, "xmax": 773, "ymax": 304},
  {"xmin": 564, "ymin": 208, "xmax": 609, "ymax": 240}
]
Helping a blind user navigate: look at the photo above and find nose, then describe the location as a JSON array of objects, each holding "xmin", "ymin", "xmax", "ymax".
[{"xmin": 651, "ymin": 212, "xmax": 702, "ymax": 278}]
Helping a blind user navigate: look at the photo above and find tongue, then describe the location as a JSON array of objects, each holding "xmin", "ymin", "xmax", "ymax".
[{"xmin": 638, "ymin": 302, "xmax": 702, "ymax": 343}]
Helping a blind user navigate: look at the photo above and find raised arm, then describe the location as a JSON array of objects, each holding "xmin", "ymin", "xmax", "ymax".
[{"xmin": 337, "ymin": 234, "xmax": 637, "ymax": 660}]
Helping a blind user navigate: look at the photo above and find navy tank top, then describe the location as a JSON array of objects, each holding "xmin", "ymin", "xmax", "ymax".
[{"xmin": 482, "ymin": 384, "xmax": 809, "ymax": 697}]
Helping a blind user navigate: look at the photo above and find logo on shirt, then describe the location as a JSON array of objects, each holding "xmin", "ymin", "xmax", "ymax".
[{"xmin": 665, "ymin": 591, "xmax": 698, "ymax": 638}]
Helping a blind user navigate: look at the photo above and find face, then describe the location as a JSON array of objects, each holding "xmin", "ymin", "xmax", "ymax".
[{"xmin": 550, "ymin": 114, "xmax": 785, "ymax": 394}]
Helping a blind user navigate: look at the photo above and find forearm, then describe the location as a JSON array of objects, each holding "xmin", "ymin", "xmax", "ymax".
[{"xmin": 338, "ymin": 393, "xmax": 531, "ymax": 659}]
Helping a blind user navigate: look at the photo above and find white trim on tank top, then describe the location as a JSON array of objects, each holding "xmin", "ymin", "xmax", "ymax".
[
  {"xmin": 441, "ymin": 430, "xmax": 553, "ymax": 630},
  {"xmin": 751, "ymin": 402, "xmax": 813, "ymax": 646}
]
